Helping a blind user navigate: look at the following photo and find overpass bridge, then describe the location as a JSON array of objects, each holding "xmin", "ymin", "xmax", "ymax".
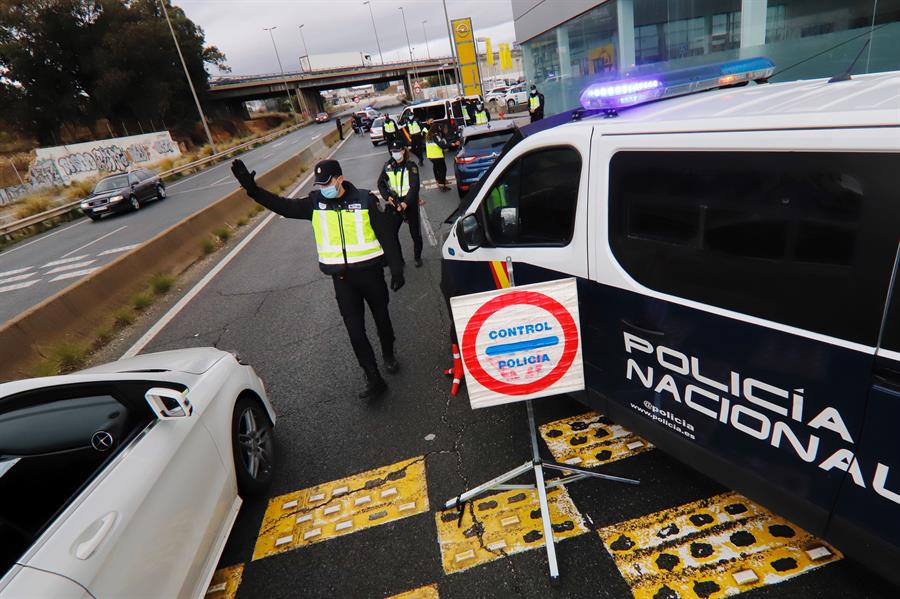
[{"xmin": 209, "ymin": 57, "xmax": 460, "ymax": 117}]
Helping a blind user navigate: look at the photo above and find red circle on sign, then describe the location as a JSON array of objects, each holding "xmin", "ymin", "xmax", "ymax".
[{"xmin": 461, "ymin": 290, "xmax": 579, "ymax": 396}]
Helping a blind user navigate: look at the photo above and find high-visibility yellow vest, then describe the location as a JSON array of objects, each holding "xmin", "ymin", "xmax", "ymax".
[
  {"xmin": 407, "ymin": 121, "xmax": 422, "ymax": 135},
  {"xmin": 386, "ymin": 166, "xmax": 410, "ymax": 196},
  {"xmin": 383, "ymin": 120, "xmax": 396, "ymax": 133},
  {"xmin": 529, "ymin": 95, "xmax": 540, "ymax": 111},
  {"xmin": 486, "ymin": 184, "xmax": 507, "ymax": 213},
  {"xmin": 426, "ymin": 141, "xmax": 444, "ymax": 159},
  {"xmin": 311, "ymin": 208, "xmax": 383, "ymax": 265},
  {"xmin": 475, "ymin": 111, "xmax": 488, "ymax": 125}
]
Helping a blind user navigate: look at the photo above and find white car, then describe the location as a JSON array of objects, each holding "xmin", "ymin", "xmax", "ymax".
[
  {"xmin": 369, "ymin": 117, "xmax": 385, "ymax": 146},
  {"xmin": 484, "ymin": 86, "xmax": 510, "ymax": 108},
  {"xmin": 0, "ymin": 347, "xmax": 276, "ymax": 599},
  {"xmin": 502, "ymin": 83, "xmax": 530, "ymax": 111}
]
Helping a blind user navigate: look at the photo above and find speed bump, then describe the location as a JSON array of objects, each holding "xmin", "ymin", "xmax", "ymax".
[
  {"xmin": 435, "ymin": 486, "xmax": 587, "ymax": 574},
  {"xmin": 204, "ymin": 564, "xmax": 243, "ymax": 599},
  {"xmin": 539, "ymin": 412, "xmax": 653, "ymax": 468},
  {"xmin": 387, "ymin": 583, "xmax": 440, "ymax": 599},
  {"xmin": 597, "ymin": 492, "xmax": 842, "ymax": 599},
  {"xmin": 252, "ymin": 456, "xmax": 429, "ymax": 560}
]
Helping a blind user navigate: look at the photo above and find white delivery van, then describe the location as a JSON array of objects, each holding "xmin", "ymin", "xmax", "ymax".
[{"xmin": 441, "ymin": 58, "xmax": 900, "ymax": 585}]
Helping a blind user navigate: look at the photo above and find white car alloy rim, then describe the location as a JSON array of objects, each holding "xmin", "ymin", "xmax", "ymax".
[{"xmin": 238, "ymin": 407, "xmax": 272, "ymax": 480}]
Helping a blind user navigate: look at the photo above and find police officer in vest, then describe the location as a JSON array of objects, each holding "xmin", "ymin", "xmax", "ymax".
[
  {"xmin": 403, "ymin": 115, "xmax": 425, "ymax": 165},
  {"xmin": 529, "ymin": 84, "xmax": 545, "ymax": 122},
  {"xmin": 424, "ymin": 121, "xmax": 451, "ymax": 191},
  {"xmin": 378, "ymin": 140, "xmax": 423, "ymax": 267},
  {"xmin": 230, "ymin": 158, "xmax": 404, "ymax": 400},
  {"xmin": 382, "ymin": 114, "xmax": 398, "ymax": 148},
  {"xmin": 474, "ymin": 101, "xmax": 490, "ymax": 125}
]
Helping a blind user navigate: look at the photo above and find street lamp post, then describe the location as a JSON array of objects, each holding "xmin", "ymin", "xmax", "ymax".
[
  {"xmin": 398, "ymin": 7, "xmax": 417, "ymax": 99},
  {"xmin": 263, "ymin": 26, "xmax": 297, "ymax": 117},
  {"xmin": 298, "ymin": 24, "xmax": 311, "ymax": 72},
  {"xmin": 159, "ymin": 0, "xmax": 216, "ymax": 151},
  {"xmin": 363, "ymin": 1, "xmax": 384, "ymax": 65},
  {"xmin": 441, "ymin": 0, "xmax": 463, "ymax": 95},
  {"xmin": 421, "ymin": 20, "xmax": 431, "ymax": 59}
]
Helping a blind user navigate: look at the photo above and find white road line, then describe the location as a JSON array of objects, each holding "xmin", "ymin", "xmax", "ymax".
[
  {"xmin": 211, "ymin": 174, "xmax": 231, "ymax": 185},
  {"xmin": 0, "ymin": 279, "xmax": 40, "ymax": 294},
  {"xmin": 261, "ymin": 152, "xmax": 274, "ymax": 159},
  {"xmin": 49, "ymin": 267, "xmax": 98, "ymax": 282},
  {"xmin": 46, "ymin": 259, "xmax": 97, "ymax": 275},
  {"xmin": 0, "ymin": 272, "xmax": 36, "ymax": 285},
  {"xmin": 311, "ymin": 135, "xmax": 320, "ymax": 140},
  {"xmin": 98, "ymin": 243, "xmax": 141, "ymax": 256},
  {"xmin": 419, "ymin": 205, "xmax": 438, "ymax": 247},
  {"xmin": 43, "ymin": 255, "xmax": 88, "ymax": 268},
  {"xmin": 0, "ymin": 220, "xmax": 86, "ymax": 256},
  {"xmin": 61, "ymin": 225, "xmax": 127, "ymax": 258},
  {"xmin": 271, "ymin": 141, "xmax": 285, "ymax": 148},
  {"xmin": 0, "ymin": 266, "xmax": 33, "ymax": 278},
  {"xmin": 123, "ymin": 133, "xmax": 354, "ymax": 359}
]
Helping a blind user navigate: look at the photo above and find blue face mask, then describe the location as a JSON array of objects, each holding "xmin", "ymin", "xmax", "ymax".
[{"xmin": 320, "ymin": 184, "xmax": 339, "ymax": 199}]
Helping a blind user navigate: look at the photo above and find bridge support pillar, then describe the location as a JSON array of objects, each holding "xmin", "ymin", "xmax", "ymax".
[
  {"xmin": 296, "ymin": 87, "xmax": 323, "ymax": 119},
  {"xmin": 402, "ymin": 76, "xmax": 413, "ymax": 102}
]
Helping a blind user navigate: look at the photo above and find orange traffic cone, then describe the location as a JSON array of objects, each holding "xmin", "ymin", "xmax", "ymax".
[{"xmin": 443, "ymin": 343, "xmax": 463, "ymax": 396}]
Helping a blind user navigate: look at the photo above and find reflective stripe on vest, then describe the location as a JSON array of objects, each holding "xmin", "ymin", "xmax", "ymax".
[
  {"xmin": 386, "ymin": 167, "xmax": 410, "ymax": 196},
  {"xmin": 311, "ymin": 208, "xmax": 384, "ymax": 265},
  {"xmin": 383, "ymin": 121, "xmax": 396, "ymax": 133},
  {"xmin": 407, "ymin": 121, "xmax": 422, "ymax": 135},
  {"xmin": 529, "ymin": 95, "xmax": 540, "ymax": 111},
  {"xmin": 475, "ymin": 111, "xmax": 488, "ymax": 125},
  {"xmin": 426, "ymin": 141, "xmax": 444, "ymax": 159}
]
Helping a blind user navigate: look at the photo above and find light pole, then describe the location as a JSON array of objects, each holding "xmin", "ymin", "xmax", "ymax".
[
  {"xmin": 263, "ymin": 26, "xmax": 297, "ymax": 116},
  {"xmin": 399, "ymin": 7, "xmax": 417, "ymax": 98},
  {"xmin": 363, "ymin": 1, "xmax": 384, "ymax": 65},
  {"xmin": 159, "ymin": 0, "xmax": 216, "ymax": 151},
  {"xmin": 421, "ymin": 20, "xmax": 431, "ymax": 59},
  {"xmin": 298, "ymin": 24, "xmax": 312, "ymax": 72},
  {"xmin": 441, "ymin": 0, "xmax": 463, "ymax": 95}
]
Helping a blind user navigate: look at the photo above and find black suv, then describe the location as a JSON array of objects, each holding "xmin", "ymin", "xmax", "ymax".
[{"xmin": 80, "ymin": 169, "xmax": 166, "ymax": 221}]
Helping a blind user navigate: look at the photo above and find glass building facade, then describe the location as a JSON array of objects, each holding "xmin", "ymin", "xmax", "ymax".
[{"xmin": 517, "ymin": 0, "xmax": 900, "ymax": 115}]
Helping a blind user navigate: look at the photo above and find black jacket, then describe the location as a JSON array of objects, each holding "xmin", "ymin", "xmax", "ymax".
[
  {"xmin": 247, "ymin": 181, "xmax": 402, "ymax": 277},
  {"xmin": 530, "ymin": 92, "xmax": 545, "ymax": 115},
  {"xmin": 377, "ymin": 158, "xmax": 420, "ymax": 208}
]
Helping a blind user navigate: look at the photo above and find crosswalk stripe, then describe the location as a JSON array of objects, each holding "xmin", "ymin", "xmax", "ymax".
[
  {"xmin": 0, "ymin": 279, "xmax": 40, "ymax": 294},
  {"xmin": 98, "ymin": 243, "xmax": 141, "ymax": 256},
  {"xmin": 46, "ymin": 259, "xmax": 97, "ymax": 275},
  {"xmin": 43, "ymin": 255, "xmax": 88, "ymax": 268},
  {"xmin": 0, "ymin": 266, "xmax": 32, "ymax": 278},
  {"xmin": 50, "ymin": 267, "xmax": 98, "ymax": 282},
  {"xmin": 0, "ymin": 272, "xmax": 36, "ymax": 286}
]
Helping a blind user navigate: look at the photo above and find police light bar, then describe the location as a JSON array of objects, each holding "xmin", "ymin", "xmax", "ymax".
[{"xmin": 579, "ymin": 57, "xmax": 776, "ymax": 110}]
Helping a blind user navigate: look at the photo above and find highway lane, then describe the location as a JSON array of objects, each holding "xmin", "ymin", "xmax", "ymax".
[{"xmin": 0, "ymin": 98, "xmax": 396, "ymax": 325}]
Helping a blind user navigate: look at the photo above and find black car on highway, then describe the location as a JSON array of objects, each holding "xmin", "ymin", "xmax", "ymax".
[{"xmin": 80, "ymin": 169, "xmax": 166, "ymax": 221}]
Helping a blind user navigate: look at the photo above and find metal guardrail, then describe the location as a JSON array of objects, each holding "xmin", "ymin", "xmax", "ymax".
[{"xmin": 0, "ymin": 121, "xmax": 308, "ymax": 239}]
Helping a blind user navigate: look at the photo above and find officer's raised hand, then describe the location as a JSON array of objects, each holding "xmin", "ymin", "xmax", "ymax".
[
  {"xmin": 390, "ymin": 272, "xmax": 405, "ymax": 292},
  {"xmin": 231, "ymin": 159, "xmax": 257, "ymax": 192}
]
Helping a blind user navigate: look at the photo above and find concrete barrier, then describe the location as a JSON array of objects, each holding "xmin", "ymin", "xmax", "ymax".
[{"xmin": 0, "ymin": 120, "xmax": 352, "ymax": 381}]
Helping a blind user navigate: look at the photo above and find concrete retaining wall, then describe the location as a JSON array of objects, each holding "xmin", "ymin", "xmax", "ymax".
[{"xmin": 0, "ymin": 121, "xmax": 350, "ymax": 381}]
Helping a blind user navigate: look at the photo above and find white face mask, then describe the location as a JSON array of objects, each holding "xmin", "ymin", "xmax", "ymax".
[{"xmin": 391, "ymin": 151, "xmax": 404, "ymax": 162}]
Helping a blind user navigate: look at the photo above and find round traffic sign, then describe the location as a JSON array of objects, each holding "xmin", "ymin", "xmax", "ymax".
[{"xmin": 460, "ymin": 290, "xmax": 579, "ymax": 396}]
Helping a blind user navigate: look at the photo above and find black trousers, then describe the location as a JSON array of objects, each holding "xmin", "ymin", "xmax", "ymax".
[
  {"xmin": 389, "ymin": 206, "xmax": 423, "ymax": 262},
  {"xmin": 430, "ymin": 157, "xmax": 447, "ymax": 184},
  {"xmin": 333, "ymin": 267, "xmax": 394, "ymax": 371},
  {"xmin": 409, "ymin": 136, "xmax": 424, "ymax": 162},
  {"xmin": 530, "ymin": 111, "xmax": 544, "ymax": 123}
]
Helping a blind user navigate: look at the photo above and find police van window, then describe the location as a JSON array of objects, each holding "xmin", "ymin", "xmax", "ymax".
[
  {"xmin": 609, "ymin": 151, "xmax": 900, "ymax": 346},
  {"xmin": 482, "ymin": 147, "xmax": 581, "ymax": 247}
]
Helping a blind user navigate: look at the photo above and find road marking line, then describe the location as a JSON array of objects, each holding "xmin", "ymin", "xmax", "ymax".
[
  {"xmin": 49, "ymin": 267, "xmax": 98, "ymax": 282},
  {"xmin": 385, "ymin": 584, "xmax": 440, "ymax": 599},
  {"xmin": 98, "ymin": 243, "xmax": 141, "ymax": 256},
  {"xmin": 261, "ymin": 152, "xmax": 274, "ymax": 159},
  {"xmin": 0, "ymin": 279, "xmax": 40, "ymax": 294},
  {"xmin": 211, "ymin": 174, "xmax": 231, "ymax": 185},
  {"xmin": 539, "ymin": 411, "xmax": 654, "ymax": 469},
  {"xmin": 204, "ymin": 564, "xmax": 243, "ymax": 599},
  {"xmin": 0, "ymin": 220, "xmax": 86, "ymax": 256},
  {"xmin": 0, "ymin": 266, "xmax": 33, "ymax": 278},
  {"xmin": 419, "ymin": 204, "xmax": 438, "ymax": 247},
  {"xmin": 46, "ymin": 259, "xmax": 97, "ymax": 275},
  {"xmin": 252, "ymin": 456, "xmax": 428, "ymax": 561},
  {"xmin": 42, "ymin": 255, "xmax": 88, "ymax": 268},
  {"xmin": 0, "ymin": 272, "xmax": 36, "ymax": 285},
  {"xmin": 121, "ymin": 132, "xmax": 354, "ymax": 359},
  {"xmin": 271, "ymin": 141, "xmax": 285, "ymax": 148},
  {"xmin": 311, "ymin": 134, "xmax": 320, "ymax": 139},
  {"xmin": 597, "ymin": 491, "xmax": 842, "ymax": 599},
  {"xmin": 61, "ymin": 225, "xmax": 126, "ymax": 258},
  {"xmin": 435, "ymin": 486, "xmax": 587, "ymax": 575}
]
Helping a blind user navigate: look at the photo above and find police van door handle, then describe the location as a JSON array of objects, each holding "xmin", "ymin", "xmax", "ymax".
[{"xmin": 620, "ymin": 319, "xmax": 665, "ymax": 337}]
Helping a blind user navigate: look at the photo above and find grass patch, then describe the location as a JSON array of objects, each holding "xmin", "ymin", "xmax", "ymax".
[
  {"xmin": 236, "ymin": 216, "xmax": 248, "ymax": 227},
  {"xmin": 149, "ymin": 272, "xmax": 175, "ymax": 295},
  {"xmin": 114, "ymin": 307, "xmax": 136, "ymax": 328},
  {"xmin": 29, "ymin": 359, "xmax": 59, "ymax": 378},
  {"xmin": 53, "ymin": 341, "xmax": 87, "ymax": 373},
  {"xmin": 131, "ymin": 292, "xmax": 153, "ymax": 312},
  {"xmin": 14, "ymin": 193, "xmax": 53, "ymax": 218},
  {"xmin": 249, "ymin": 204, "xmax": 265, "ymax": 216},
  {"xmin": 94, "ymin": 325, "xmax": 113, "ymax": 347},
  {"xmin": 201, "ymin": 237, "xmax": 216, "ymax": 255},
  {"xmin": 62, "ymin": 178, "xmax": 96, "ymax": 201},
  {"xmin": 214, "ymin": 226, "xmax": 231, "ymax": 242}
]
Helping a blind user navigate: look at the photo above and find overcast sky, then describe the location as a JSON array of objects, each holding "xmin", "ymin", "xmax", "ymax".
[{"xmin": 177, "ymin": 0, "xmax": 517, "ymax": 76}]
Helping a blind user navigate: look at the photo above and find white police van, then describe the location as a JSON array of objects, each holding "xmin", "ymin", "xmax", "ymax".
[{"xmin": 441, "ymin": 58, "xmax": 900, "ymax": 583}]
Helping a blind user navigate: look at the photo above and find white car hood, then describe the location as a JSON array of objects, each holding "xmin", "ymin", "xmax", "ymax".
[{"xmin": 78, "ymin": 347, "xmax": 228, "ymax": 375}]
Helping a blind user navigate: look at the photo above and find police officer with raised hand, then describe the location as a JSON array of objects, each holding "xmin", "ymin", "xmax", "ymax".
[
  {"xmin": 230, "ymin": 158, "xmax": 404, "ymax": 401},
  {"xmin": 378, "ymin": 140, "xmax": 423, "ymax": 267},
  {"xmin": 529, "ymin": 84, "xmax": 545, "ymax": 122}
]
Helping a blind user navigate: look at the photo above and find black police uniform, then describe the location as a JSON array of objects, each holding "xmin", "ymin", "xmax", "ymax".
[
  {"xmin": 377, "ymin": 147, "xmax": 423, "ymax": 266},
  {"xmin": 529, "ymin": 89, "xmax": 545, "ymax": 123},
  {"xmin": 231, "ymin": 159, "xmax": 404, "ymax": 399},
  {"xmin": 382, "ymin": 116, "xmax": 399, "ymax": 148}
]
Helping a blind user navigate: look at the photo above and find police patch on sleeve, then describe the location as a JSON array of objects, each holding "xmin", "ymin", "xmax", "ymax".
[
  {"xmin": 348, "ymin": 203, "xmax": 362, "ymax": 210},
  {"xmin": 318, "ymin": 202, "xmax": 326, "ymax": 209}
]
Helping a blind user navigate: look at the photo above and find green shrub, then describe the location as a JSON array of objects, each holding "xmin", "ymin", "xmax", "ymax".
[
  {"xmin": 236, "ymin": 217, "xmax": 248, "ymax": 227},
  {"xmin": 94, "ymin": 326, "xmax": 113, "ymax": 347},
  {"xmin": 114, "ymin": 308, "xmax": 136, "ymax": 327},
  {"xmin": 132, "ymin": 292, "xmax": 153, "ymax": 312},
  {"xmin": 201, "ymin": 237, "xmax": 216, "ymax": 255},
  {"xmin": 14, "ymin": 193, "xmax": 53, "ymax": 218},
  {"xmin": 30, "ymin": 359, "xmax": 59, "ymax": 378},
  {"xmin": 149, "ymin": 272, "xmax": 175, "ymax": 295},
  {"xmin": 214, "ymin": 227, "xmax": 231, "ymax": 242},
  {"xmin": 54, "ymin": 342, "xmax": 87, "ymax": 373}
]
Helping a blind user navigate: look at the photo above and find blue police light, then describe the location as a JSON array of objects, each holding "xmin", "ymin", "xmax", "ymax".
[{"xmin": 579, "ymin": 57, "xmax": 776, "ymax": 111}]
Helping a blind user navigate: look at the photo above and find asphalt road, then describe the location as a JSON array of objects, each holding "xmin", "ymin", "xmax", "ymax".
[
  {"xmin": 0, "ymin": 100, "xmax": 390, "ymax": 326},
  {"xmin": 141, "ymin": 133, "xmax": 895, "ymax": 599}
]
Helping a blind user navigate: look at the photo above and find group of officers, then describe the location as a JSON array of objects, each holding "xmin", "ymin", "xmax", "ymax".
[{"xmin": 229, "ymin": 85, "xmax": 545, "ymax": 400}]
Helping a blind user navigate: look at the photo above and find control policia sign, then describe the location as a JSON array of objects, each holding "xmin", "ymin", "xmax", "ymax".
[{"xmin": 451, "ymin": 279, "xmax": 584, "ymax": 408}]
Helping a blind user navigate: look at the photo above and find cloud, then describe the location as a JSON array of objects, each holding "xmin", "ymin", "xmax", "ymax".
[{"xmin": 177, "ymin": 0, "xmax": 516, "ymax": 76}]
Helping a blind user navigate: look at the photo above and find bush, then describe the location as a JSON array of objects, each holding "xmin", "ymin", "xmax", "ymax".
[
  {"xmin": 201, "ymin": 237, "xmax": 216, "ymax": 255},
  {"xmin": 149, "ymin": 272, "xmax": 175, "ymax": 295},
  {"xmin": 132, "ymin": 292, "xmax": 153, "ymax": 311},
  {"xmin": 214, "ymin": 227, "xmax": 231, "ymax": 242},
  {"xmin": 53, "ymin": 342, "xmax": 87, "ymax": 373},
  {"xmin": 94, "ymin": 326, "xmax": 113, "ymax": 347},
  {"xmin": 29, "ymin": 359, "xmax": 59, "ymax": 378},
  {"xmin": 114, "ymin": 308, "xmax": 136, "ymax": 327},
  {"xmin": 236, "ymin": 217, "xmax": 248, "ymax": 227},
  {"xmin": 14, "ymin": 193, "xmax": 53, "ymax": 218},
  {"xmin": 63, "ymin": 178, "xmax": 96, "ymax": 201}
]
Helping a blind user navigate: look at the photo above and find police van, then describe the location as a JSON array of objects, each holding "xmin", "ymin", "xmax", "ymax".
[{"xmin": 440, "ymin": 58, "xmax": 900, "ymax": 583}]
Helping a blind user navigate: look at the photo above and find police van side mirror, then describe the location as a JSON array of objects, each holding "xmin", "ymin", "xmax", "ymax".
[{"xmin": 457, "ymin": 214, "xmax": 485, "ymax": 252}]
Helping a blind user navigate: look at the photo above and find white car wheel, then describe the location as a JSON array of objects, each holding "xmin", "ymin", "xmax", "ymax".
[{"xmin": 232, "ymin": 396, "xmax": 275, "ymax": 496}]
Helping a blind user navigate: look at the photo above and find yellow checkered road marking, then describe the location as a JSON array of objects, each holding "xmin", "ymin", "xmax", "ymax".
[
  {"xmin": 598, "ymin": 492, "xmax": 842, "ymax": 599},
  {"xmin": 435, "ymin": 486, "xmax": 587, "ymax": 575},
  {"xmin": 252, "ymin": 456, "xmax": 429, "ymax": 560},
  {"xmin": 387, "ymin": 583, "xmax": 440, "ymax": 599},
  {"xmin": 204, "ymin": 564, "xmax": 243, "ymax": 599},
  {"xmin": 539, "ymin": 412, "xmax": 653, "ymax": 468}
]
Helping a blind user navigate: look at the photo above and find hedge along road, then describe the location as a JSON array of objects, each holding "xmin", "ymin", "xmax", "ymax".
[{"xmin": 0, "ymin": 98, "xmax": 395, "ymax": 326}]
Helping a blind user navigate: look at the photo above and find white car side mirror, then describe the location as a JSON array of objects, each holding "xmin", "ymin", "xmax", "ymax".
[{"xmin": 145, "ymin": 387, "xmax": 192, "ymax": 419}]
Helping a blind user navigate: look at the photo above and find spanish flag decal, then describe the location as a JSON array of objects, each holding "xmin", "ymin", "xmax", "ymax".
[{"xmin": 488, "ymin": 260, "xmax": 511, "ymax": 289}]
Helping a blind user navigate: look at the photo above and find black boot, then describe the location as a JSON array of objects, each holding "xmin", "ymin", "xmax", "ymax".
[
  {"xmin": 359, "ymin": 367, "xmax": 387, "ymax": 400},
  {"xmin": 414, "ymin": 257, "xmax": 423, "ymax": 268},
  {"xmin": 384, "ymin": 353, "xmax": 400, "ymax": 374}
]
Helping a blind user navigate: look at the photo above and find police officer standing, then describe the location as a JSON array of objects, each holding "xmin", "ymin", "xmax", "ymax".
[
  {"xmin": 230, "ymin": 158, "xmax": 404, "ymax": 400},
  {"xmin": 424, "ymin": 121, "xmax": 451, "ymax": 192},
  {"xmin": 403, "ymin": 115, "xmax": 425, "ymax": 165},
  {"xmin": 529, "ymin": 84, "xmax": 545, "ymax": 122},
  {"xmin": 378, "ymin": 140, "xmax": 423, "ymax": 267},
  {"xmin": 474, "ymin": 101, "xmax": 491, "ymax": 125},
  {"xmin": 382, "ymin": 114, "xmax": 398, "ymax": 148}
]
